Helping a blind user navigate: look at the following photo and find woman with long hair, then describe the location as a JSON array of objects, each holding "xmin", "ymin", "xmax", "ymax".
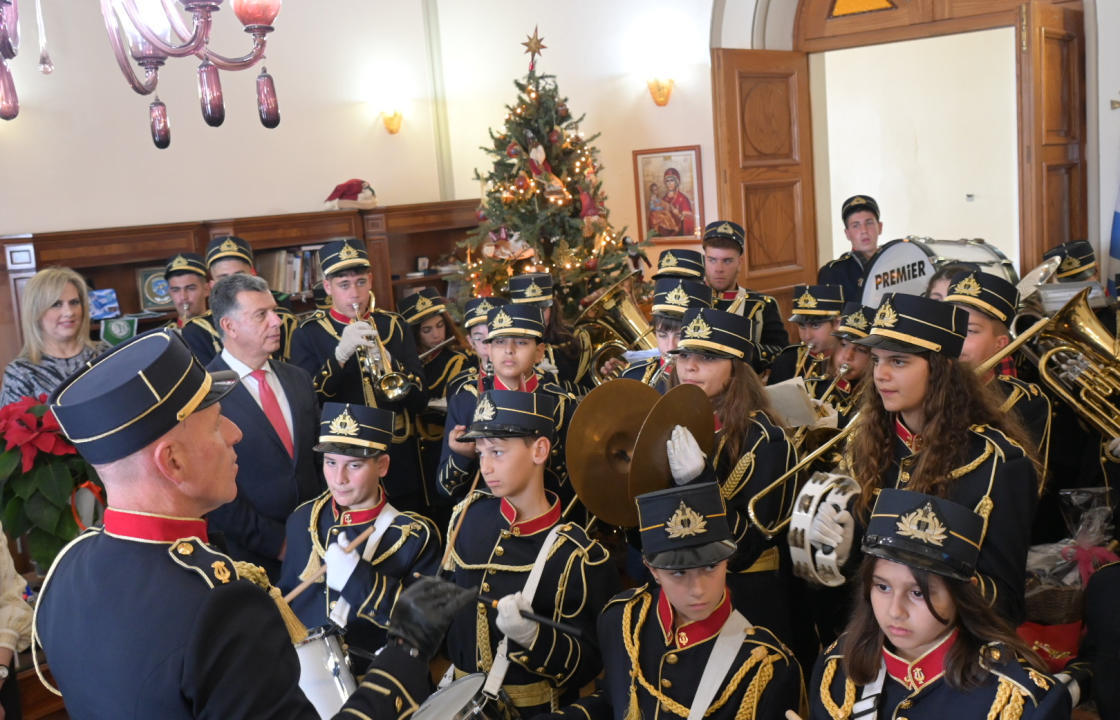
[
  {"xmin": 808, "ymin": 293, "xmax": 1038, "ymax": 629},
  {"xmin": 1, "ymin": 267, "xmax": 105, "ymax": 406},
  {"xmin": 665, "ymin": 307, "xmax": 800, "ymax": 654},
  {"xmin": 811, "ymin": 488, "xmax": 1068, "ymax": 719}
]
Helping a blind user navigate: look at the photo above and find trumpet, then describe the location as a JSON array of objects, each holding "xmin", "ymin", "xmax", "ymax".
[
  {"xmin": 351, "ymin": 301, "xmax": 419, "ymax": 405},
  {"xmin": 790, "ymin": 363, "xmax": 850, "ymax": 450},
  {"xmin": 647, "ymin": 355, "xmax": 676, "ymax": 389},
  {"xmin": 180, "ymin": 302, "xmax": 191, "ymax": 323}
]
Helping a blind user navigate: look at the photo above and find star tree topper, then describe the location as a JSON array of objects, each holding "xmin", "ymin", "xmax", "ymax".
[{"xmin": 522, "ymin": 26, "xmax": 546, "ymax": 70}]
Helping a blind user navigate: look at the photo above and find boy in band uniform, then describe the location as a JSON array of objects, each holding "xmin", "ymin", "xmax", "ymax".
[
  {"xmin": 163, "ymin": 253, "xmax": 209, "ymax": 329},
  {"xmin": 443, "ymin": 390, "xmax": 617, "ymax": 718},
  {"xmin": 818, "ymin": 194, "xmax": 883, "ymax": 303},
  {"xmin": 829, "ymin": 302, "xmax": 876, "ymax": 428},
  {"xmin": 507, "ymin": 272, "xmax": 592, "ymax": 394},
  {"xmin": 279, "ymin": 402, "xmax": 440, "ymax": 669},
  {"xmin": 618, "ymin": 277, "xmax": 712, "ymax": 393},
  {"xmin": 445, "ymin": 296, "xmax": 509, "ymax": 399},
  {"xmin": 539, "ymin": 482, "xmax": 803, "ymax": 719},
  {"xmin": 768, "ymin": 284, "xmax": 845, "ymax": 389},
  {"xmin": 437, "ymin": 305, "xmax": 576, "ymax": 508}
]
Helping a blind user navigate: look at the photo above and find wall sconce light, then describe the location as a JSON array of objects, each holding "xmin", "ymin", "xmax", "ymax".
[
  {"xmin": 381, "ymin": 111, "xmax": 402, "ymax": 134},
  {"xmin": 647, "ymin": 78, "xmax": 674, "ymax": 106}
]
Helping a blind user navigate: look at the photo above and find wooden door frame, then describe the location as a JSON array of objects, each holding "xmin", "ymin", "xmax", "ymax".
[{"xmin": 783, "ymin": 0, "xmax": 1086, "ymax": 274}]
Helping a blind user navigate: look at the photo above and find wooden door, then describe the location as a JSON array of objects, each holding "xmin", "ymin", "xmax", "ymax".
[
  {"xmin": 711, "ymin": 49, "xmax": 818, "ymax": 335},
  {"xmin": 1018, "ymin": 1, "xmax": 1087, "ymax": 270}
]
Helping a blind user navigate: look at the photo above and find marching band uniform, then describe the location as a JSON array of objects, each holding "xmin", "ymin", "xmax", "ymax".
[
  {"xmin": 279, "ymin": 403, "xmax": 440, "ymax": 667},
  {"xmin": 619, "ymin": 277, "xmax": 713, "ymax": 393},
  {"xmin": 162, "ymin": 253, "xmax": 208, "ymax": 330},
  {"xmin": 444, "ymin": 296, "xmax": 508, "ymax": 398},
  {"xmin": 703, "ymin": 221, "xmax": 789, "ymax": 362},
  {"xmin": 35, "ymin": 329, "xmax": 434, "ymax": 720},
  {"xmin": 830, "ymin": 303, "xmax": 875, "ymax": 429},
  {"xmin": 768, "ymin": 284, "xmax": 846, "ymax": 389},
  {"xmin": 810, "ymin": 490, "xmax": 1068, "ymax": 720},
  {"xmin": 817, "ymin": 195, "xmax": 881, "ymax": 304},
  {"xmin": 437, "ymin": 305, "xmax": 576, "ymax": 508},
  {"xmin": 651, "ymin": 248, "xmax": 706, "ymax": 282},
  {"xmin": 288, "ymin": 239, "xmax": 429, "ymax": 512},
  {"xmin": 443, "ymin": 391, "xmax": 617, "ymax": 717},
  {"xmin": 845, "ymin": 294, "xmax": 1039, "ymax": 625},
  {"xmin": 540, "ymin": 483, "xmax": 803, "ymax": 720},
  {"xmin": 509, "ymin": 272, "xmax": 593, "ymax": 395}
]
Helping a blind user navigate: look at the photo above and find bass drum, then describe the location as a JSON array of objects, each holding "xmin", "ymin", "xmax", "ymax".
[
  {"xmin": 413, "ymin": 673, "xmax": 520, "ymax": 720},
  {"xmin": 860, "ymin": 237, "xmax": 1018, "ymax": 307}
]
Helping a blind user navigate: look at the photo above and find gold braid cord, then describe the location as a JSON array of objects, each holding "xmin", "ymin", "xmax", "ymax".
[
  {"xmin": 986, "ymin": 678, "xmax": 1027, "ymax": 720},
  {"xmin": 620, "ymin": 593, "xmax": 773, "ymax": 719},
  {"xmin": 819, "ymin": 657, "xmax": 855, "ymax": 720},
  {"xmin": 233, "ymin": 561, "xmax": 308, "ymax": 644},
  {"xmin": 476, "ymin": 601, "xmax": 494, "ymax": 672}
]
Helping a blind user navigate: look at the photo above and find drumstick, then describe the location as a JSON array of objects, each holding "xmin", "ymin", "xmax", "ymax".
[
  {"xmin": 282, "ymin": 523, "xmax": 378, "ymax": 603},
  {"xmin": 438, "ymin": 468, "xmax": 482, "ymax": 576}
]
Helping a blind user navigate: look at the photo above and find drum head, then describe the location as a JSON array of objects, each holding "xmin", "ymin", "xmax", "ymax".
[
  {"xmin": 414, "ymin": 674, "xmax": 487, "ymax": 720},
  {"xmin": 861, "ymin": 238, "xmax": 936, "ymax": 306}
]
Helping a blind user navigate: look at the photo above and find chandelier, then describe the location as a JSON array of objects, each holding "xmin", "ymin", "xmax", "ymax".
[{"xmin": 0, "ymin": 1, "xmax": 282, "ymax": 146}]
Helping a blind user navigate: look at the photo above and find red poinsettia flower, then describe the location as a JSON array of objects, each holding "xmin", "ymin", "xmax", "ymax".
[{"xmin": 1, "ymin": 395, "xmax": 77, "ymax": 473}]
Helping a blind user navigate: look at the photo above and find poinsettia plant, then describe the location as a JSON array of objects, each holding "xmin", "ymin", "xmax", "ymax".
[{"xmin": 0, "ymin": 395, "xmax": 101, "ymax": 569}]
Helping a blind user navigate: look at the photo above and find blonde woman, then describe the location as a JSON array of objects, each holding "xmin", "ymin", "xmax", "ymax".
[{"xmin": 1, "ymin": 268, "xmax": 105, "ymax": 406}]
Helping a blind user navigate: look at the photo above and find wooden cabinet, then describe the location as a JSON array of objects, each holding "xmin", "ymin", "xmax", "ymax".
[{"xmin": 0, "ymin": 201, "xmax": 478, "ymax": 367}]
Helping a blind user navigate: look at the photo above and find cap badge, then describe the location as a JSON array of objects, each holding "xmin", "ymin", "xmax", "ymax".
[
  {"xmin": 1060, "ymin": 255, "xmax": 1079, "ymax": 272},
  {"xmin": 795, "ymin": 290, "xmax": 818, "ymax": 309},
  {"xmin": 414, "ymin": 294, "xmax": 434, "ymax": 312},
  {"xmin": 849, "ymin": 196, "xmax": 867, "ymax": 206},
  {"xmin": 665, "ymin": 284, "xmax": 690, "ymax": 306},
  {"xmin": 491, "ymin": 310, "xmax": 514, "ymax": 330},
  {"xmin": 953, "ymin": 274, "xmax": 982, "ymax": 297},
  {"xmin": 683, "ymin": 314, "xmax": 713, "ymax": 339},
  {"xmin": 896, "ymin": 502, "xmax": 948, "ymax": 546},
  {"xmin": 219, "ymin": 238, "xmax": 240, "ymax": 253},
  {"xmin": 874, "ymin": 301, "xmax": 899, "ymax": 329},
  {"xmin": 328, "ymin": 407, "xmax": 360, "ymax": 437},
  {"xmin": 338, "ymin": 243, "xmax": 359, "ymax": 261},
  {"xmin": 846, "ymin": 311, "xmax": 869, "ymax": 330},
  {"xmin": 716, "ymin": 222, "xmax": 736, "ymax": 236},
  {"xmin": 524, "ymin": 280, "xmax": 544, "ymax": 298},
  {"xmin": 211, "ymin": 560, "xmax": 232, "ymax": 584},
  {"xmin": 474, "ymin": 395, "xmax": 497, "ymax": 422},
  {"xmin": 661, "ymin": 253, "xmax": 679, "ymax": 267},
  {"xmin": 170, "ymin": 255, "xmax": 190, "ymax": 269},
  {"xmin": 665, "ymin": 501, "xmax": 707, "ymax": 539},
  {"xmin": 477, "ymin": 299, "xmax": 494, "ymax": 314}
]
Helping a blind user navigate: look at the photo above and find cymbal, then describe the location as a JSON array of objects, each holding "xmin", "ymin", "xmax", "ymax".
[
  {"xmin": 629, "ymin": 383, "xmax": 715, "ymax": 501},
  {"xmin": 565, "ymin": 379, "xmax": 660, "ymax": 527}
]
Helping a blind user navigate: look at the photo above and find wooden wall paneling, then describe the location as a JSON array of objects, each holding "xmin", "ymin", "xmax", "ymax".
[
  {"xmin": 362, "ymin": 212, "xmax": 394, "ymax": 312},
  {"xmin": 205, "ymin": 210, "xmax": 364, "ymax": 252},
  {"xmin": 796, "ymin": 0, "xmax": 932, "ymax": 48},
  {"xmin": 712, "ymin": 49, "xmax": 818, "ymax": 329}
]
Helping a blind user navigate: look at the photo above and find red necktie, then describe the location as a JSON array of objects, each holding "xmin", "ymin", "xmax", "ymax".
[{"xmin": 250, "ymin": 369, "xmax": 294, "ymax": 457}]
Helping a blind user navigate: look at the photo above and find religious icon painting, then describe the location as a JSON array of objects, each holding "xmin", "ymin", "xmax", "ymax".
[{"xmin": 633, "ymin": 145, "xmax": 703, "ymax": 244}]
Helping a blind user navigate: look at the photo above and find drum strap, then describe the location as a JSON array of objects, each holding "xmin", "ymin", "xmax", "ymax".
[
  {"xmin": 482, "ymin": 524, "xmax": 564, "ymax": 698},
  {"xmin": 329, "ymin": 504, "xmax": 401, "ymax": 627},
  {"xmin": 851, "ymin": 663, "xmax": 885, "ymax": 719},
  {"xmin": 686, "ymin": 610, "xmax": 751, "ymax": 720}
]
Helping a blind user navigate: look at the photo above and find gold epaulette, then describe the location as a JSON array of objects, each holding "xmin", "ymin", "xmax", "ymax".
[
  {"xmin": 819, "ymin": 655, "xmax": 856, "ymax": 720},
  {"xmin": 300, "ymin": 309, "xmax": 327, "ymax": 327},
  {"xmin": 168, "ymin": 539, "xmax": 239, "ymax": 588},
  {"xmin": 980, "ymin": 643, "xmax": 1048, "ymax": 713}
]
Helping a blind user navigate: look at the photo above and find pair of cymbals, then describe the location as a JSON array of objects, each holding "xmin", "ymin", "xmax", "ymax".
[{"xmin": 566, "ymin": 379, "xmax": 714, "ymax": 527}]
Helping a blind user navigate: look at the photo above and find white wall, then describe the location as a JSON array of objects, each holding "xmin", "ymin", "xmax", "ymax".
[
  {"xmin": 0, "ymin": 1, "xmax": 719, "ymax": 246},
  {"xmin": 813, "ymin": 28, "xmax": 1021, "ymax": 273},
  {"xmin": 1090, "ymin": 0, "xmax": 1120, "ymax": 285}
]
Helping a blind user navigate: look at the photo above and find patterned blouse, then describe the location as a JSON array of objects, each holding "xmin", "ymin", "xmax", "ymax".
[{"xmin": 0, "ymin": 344, "xmax": 106, "ymax": 407}]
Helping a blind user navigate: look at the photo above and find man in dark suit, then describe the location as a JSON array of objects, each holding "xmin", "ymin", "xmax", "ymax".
[{"xmin": 205, "ymin": 273, "xmax": 323, "ymax": 581}]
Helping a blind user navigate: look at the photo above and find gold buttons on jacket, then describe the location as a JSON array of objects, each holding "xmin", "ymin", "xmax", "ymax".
[
  {"xmin": 664, "ymin": 654, "xmax": 678, "ymax": 664},
  {"xmin": 494, "ymin": 546, "xmax": 505, "ymax": 556},
  {"xmin": 175, "ymin": 543, "xmax": 193, "ymax": 555},
  {"xmin": 660, "ymin": 678, "xmax": 672, "ymax": 688},
  {"xmin": 482, "ymin": 582, "xmax": 491, "ymax": 592}
]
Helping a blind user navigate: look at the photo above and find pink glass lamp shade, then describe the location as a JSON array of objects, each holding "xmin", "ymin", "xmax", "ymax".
[
  {"xmin": 149, "ymin": 97, "xmax": 170, "ymax": 148},
  {"xmin": 231, "ymin": 0, "xmax": 281, "ymax": 28},
  {"xmin": 197, "ymin": 59, "xmax": 224, "ymax": 126},
  {"xmin": 0, "ymin": 60, "xmax": 17, "ymax": 120},
  {"xmin": 256, "ymin": 67, "xmax": 278, "ymax": 128}
]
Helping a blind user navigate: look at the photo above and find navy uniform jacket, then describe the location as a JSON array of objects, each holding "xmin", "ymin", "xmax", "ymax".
[
  {"xmin": 34, "ymin": 514, "xmax": 430, "ymax": 720},
  {"xmin": 418, "ymin": 347, "xmax": 469, "ymax": 481},
  {"xmin": 278, "ymin": 491, "xmax": 440, "ymax": 657},
  {"xmin": 810, "ymin": 638, "xmax": 1069, "ymax": 720},
  {"xmin": 289, "ymin": 308, "xmax": 428, "ymax": 507},
  {"xmin": 714, "ymin": 287, "xmax": 789, "ymax": 363},
  {"xmin": 848, "ymin": 424, "xmax": 1038, "ymax": 625},
  {"xmin": 544, "ymin": 342, "xmax": 593, "ymax": 396},
  {"xmin": 204, "ymin": 357, "xmax": 323, "ymax": 580},
  {"xmin": 991, "ymin": 375, "xmax": 1051, "ymax": 480},
  {"xmin": 181, "ymin": 298, "xmax": 298, "ymax": 365},
  {"xmin": 767, "ymin": 344, "xmax": 832, "ymax": 391},
  {"xmin": 818, "ymin": 251, "xmax": 867, "ymax": 306},
  {"xmin": 436, "ymin": 373, "xmax": 576, "ymax": 507},
  {"xmin": 619, "ymin": 356, "xmax": 672, "ymax": 394},
  {"xmin": 540, "ymin": 585, "xmax": 802, "ymax": 720},
  {"xmin": 444, "ymin": 491, "xmax": 617, "ymax": 717}
]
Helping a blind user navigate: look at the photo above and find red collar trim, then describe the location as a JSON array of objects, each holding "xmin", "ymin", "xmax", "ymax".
[
  {"xmin": 329, "ymin": 307, "xmax": 369, "ymax": 324},
  {"xmin": 493, "ymin": 374, "xmax": 539, "ymax": 392},
  {"xmin": 836, "ymin": 378, "xmax": 851, "ymax": 393},
  {"xmin": 176, "ymin": 318, "xmax": 185, "ymax": 328},
  {"xmin": 713, "ymin": 411, "xmax": 723, "ymax": 433},
  {"xmin": 721, "ymin": 290, "xmax": 739, "ymax": 300},
  {"xmin": 657, "ymin": 587, "xmax": 732, "ymax": 649},
  {"xmin": 499, "ymin": 493, "xmax": 561, "ymax": 536},
  {"xmin": 332, "ymin": 490, "xmax": 387, "ymax": 526},
  {"xmin": 104, "ymin": 507, "xmax": 209, "ymax": 544},
  {"xmin": 894, "ymin": 417, "xmax": 922, "ymax": 453},
  {"xmin": 883, "ymin": 629, "xmax": 957, "ymax": 691}
]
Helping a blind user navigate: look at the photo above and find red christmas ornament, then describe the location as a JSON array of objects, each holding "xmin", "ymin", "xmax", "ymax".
[
  {"xmin": 583, "ymin": 257, "xmax": 598, "ymax": 271},
  {"xmin": 548, "ymin": 128, "xmax": 561, "ymax": 144},
  {"xmin": 515, "ymin": 173, "xmax": 529, "ymax": 190},
  {"xmin": 476, "ymin": 208, "xmax": 488, "ymax": 222},
  {"xmin": 506, "ymin": 142, "xmax": 521, "ymax": 158}
]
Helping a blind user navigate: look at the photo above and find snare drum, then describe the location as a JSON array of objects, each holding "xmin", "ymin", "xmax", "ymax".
[
  {"xmin": 861, "ymin": 237, "xmax": 1017, "ymax": 306},
  {"xmin": 414, "ymin": 673, "xmax": 520, "ymax": 720},
  {"xmin": 295, "ymin": 626, "xmax": 357, "ymax": 719}
]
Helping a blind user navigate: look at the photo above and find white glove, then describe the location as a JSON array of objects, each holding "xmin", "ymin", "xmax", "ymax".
[
  {"xmin": 335, "ymin": 321, "xmax": 375, "ymax": 365},
  {"xmin": 495, "ymin": 592, "xmax": 539, "ymax": 647},
  {"xmin": 1106, "ymin": 437, "xmax": 1120, "ymax": 459},
  {"xmin": 1055, "ymin": 673, "xmax": 1080, "ymax": 707},
  {"xmin": 537, "ymin": 359, "xmax": 559, "ymax": 375},
  {"xmin": 666, "ymin": 425, "xmax": 706, "ymax": 485},
  {"xmin": 809, "ymin": 502, "xmax": 855, "ymax": 567},
  {"xmin": 326, "ymin": 531, "xmax": 361, "ymax": 593}
]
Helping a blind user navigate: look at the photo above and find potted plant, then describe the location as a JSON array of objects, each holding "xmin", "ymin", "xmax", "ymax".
[{"xmin": 0, "ymin": 395, "xmax": 102, "ymax": 570}]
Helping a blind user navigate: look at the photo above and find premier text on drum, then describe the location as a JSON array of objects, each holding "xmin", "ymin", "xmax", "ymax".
[{"xmin": 873, "ymin": 261, "xmax": 927, "ymax": 291}]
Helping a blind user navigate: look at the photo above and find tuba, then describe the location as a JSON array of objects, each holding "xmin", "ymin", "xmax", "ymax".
[{"xmin": 573, "ymin": 272, "xmax": 657, "ymax": 386}]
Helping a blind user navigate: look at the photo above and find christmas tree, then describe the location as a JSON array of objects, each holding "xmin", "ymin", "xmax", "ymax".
[{"xmin": 459, "ymin": 29, "xmax": 640, "ymax": 319}]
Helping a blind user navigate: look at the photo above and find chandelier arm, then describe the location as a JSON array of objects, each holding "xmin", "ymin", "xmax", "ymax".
[
  {"xmin": 101, "ymin": 0, "xmax": 159, "ymax": 95},
  {"xmin": 158, "ymin": 0, "xmax": 193, "ymax": 43},
  {"xmin": 198, "ymin": 33, "xmax": 268, "ymax": 71},
  {"xmin": 0, "ymin": 0, "xmax": 20, "ymax": 61},
  {"xmin": 117, "ymin": 0, "xmax": 209, "ymax": 58}
]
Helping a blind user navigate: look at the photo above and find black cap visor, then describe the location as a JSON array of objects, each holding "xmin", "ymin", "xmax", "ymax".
[{"xmin": 644, "ymin": 539, "xmax": 737, "ymax": 571}]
